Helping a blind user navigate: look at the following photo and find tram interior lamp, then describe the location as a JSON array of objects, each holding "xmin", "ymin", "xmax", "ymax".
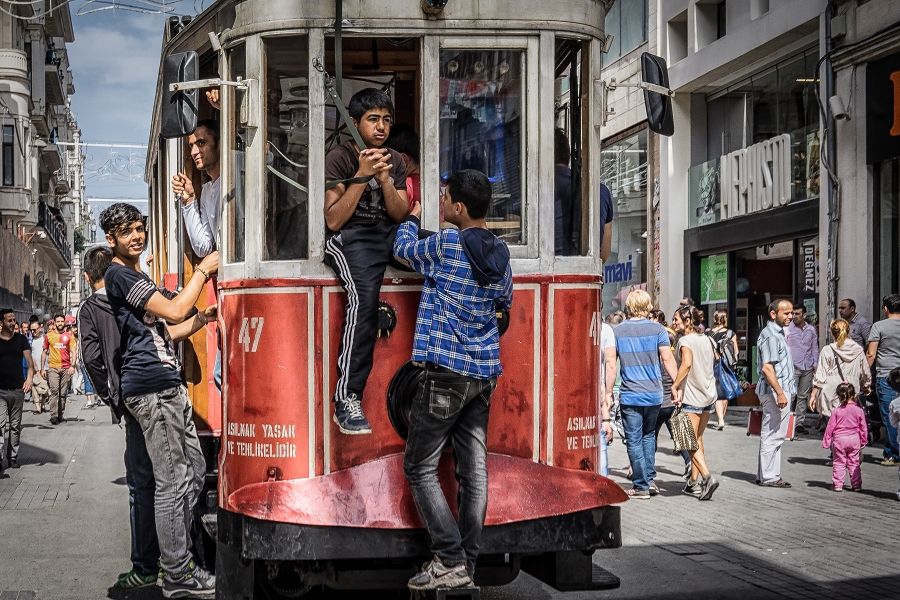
[{"xmin": 422, "ymin": 0, "xmax": 448, "ymax": 17}]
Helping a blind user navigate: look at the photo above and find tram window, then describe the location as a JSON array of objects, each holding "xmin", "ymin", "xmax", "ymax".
[
  {"xmin": 554, "ymin": 39, "xmax": 588, "ymax": 256},
  {"xmin": 226, "ymin": 43, "xmax": 246, "ymax": 263},
  {"xmin": 264, "ymin": 36, "xmax": 309, "ymax": 261},
  {"xmin": 439, "ymin": 50, "xmax": 525, "ymax": 245}
]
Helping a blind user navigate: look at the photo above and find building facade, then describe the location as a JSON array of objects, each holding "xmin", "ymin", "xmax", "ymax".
[
  {"xmin": 0, "ymin": 4, "xmax": 84, "ymax": 321},
  {"xmin": 599, "ymin": 0, "xmax": 658, "ymax": 312},
  {"xmin": 643, "ymin": 0, "xmax": 900, "ymax": 386}
]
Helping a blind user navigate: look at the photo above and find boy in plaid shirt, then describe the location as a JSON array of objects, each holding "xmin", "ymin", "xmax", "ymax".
[{"xmin": 393, "ymin": 169, "xmax": 513, "ymax": 591}]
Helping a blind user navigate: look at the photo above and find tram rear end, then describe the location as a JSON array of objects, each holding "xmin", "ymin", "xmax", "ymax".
[{"xmin": 146, "ymin": 1, "xmax": 626, "ymax": 596}]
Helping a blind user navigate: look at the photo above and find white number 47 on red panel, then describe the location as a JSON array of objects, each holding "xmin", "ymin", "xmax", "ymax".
[{"xmin": 238, "ymin": 317, "xmax": 264, "ymax": 353}]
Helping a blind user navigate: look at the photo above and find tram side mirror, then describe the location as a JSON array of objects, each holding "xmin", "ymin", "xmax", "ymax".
[
  {"xmin": 161, "ymin": 51, "xmax": 199, "ymax": 139},
  {"xmin": 641, "ymin": 52, "xmax": 674, "ymax": 137}
]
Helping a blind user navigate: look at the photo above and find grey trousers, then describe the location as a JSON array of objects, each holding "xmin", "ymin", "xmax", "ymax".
[
  {"xmin": 124, "ymin": 385, "xmax": 204, "ymax": 576},
  {"xmin": 47, "ymin": 368, "xmax": 71, "ymax": 422},
  {"xmin": 0, "ymin": 388, "xmax": 25, "ymax": 466},
  {"xmin": 793, "ymin": 369, "xmax": 814, "ymax": 427},
  {"xmin": 758, "ymin": 391, "xmax": 792, "ymax": 484}
]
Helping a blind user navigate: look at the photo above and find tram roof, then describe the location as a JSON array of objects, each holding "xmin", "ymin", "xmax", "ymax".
[{"xmin": 146, "ymin": 0, "xmax": 608, "ymax": 173}]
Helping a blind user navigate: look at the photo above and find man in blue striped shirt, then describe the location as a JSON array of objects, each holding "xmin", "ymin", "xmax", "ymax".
[
  {"xmin": 614, "ymin": 290, "xmax": 679, "ymax": 499},
  {"xmin": 394, "ymin": 170, "xmax": 512, "ymax": 592}
]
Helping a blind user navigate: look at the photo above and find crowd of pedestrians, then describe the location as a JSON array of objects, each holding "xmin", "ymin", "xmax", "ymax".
[{"xmin": 599, "ymin": 290, "xmax": 900, "ymax": 502}]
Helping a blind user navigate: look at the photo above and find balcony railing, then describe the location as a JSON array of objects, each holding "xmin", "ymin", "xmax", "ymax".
[{"xmin": 37, "ymin": 200, "xmax": 71, "ymax": 266}]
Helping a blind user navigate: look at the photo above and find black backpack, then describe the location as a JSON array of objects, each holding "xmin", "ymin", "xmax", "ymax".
[{"xmin": 710, "ymin": 329, "xmax": 737, "ymax": 368}]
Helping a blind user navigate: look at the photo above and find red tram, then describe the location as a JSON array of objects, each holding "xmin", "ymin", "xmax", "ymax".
[{"xmin": 146, "ymin": 1, "xmax": 627, "ymax": 596}]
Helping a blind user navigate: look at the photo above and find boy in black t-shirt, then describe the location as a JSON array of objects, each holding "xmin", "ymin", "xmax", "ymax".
[
  {"xmin": 324, "ymin": 88, "xmax": 408, "ymax": 434},
  {"xmin": 100, "ymin": 202, "xmax": 218, "ymax": 598}
]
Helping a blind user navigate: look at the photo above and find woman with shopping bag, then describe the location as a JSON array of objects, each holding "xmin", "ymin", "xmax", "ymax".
[
  {"xmin": 809, "ymin": 319, "xmax": 870, "ymax": 424},
  {"xmin": 672, "ymin": 305, "xmax": 720, "ymax": 501}
]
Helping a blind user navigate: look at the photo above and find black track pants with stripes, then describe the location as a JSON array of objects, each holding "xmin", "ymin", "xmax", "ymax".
[{"xmin": 324, "ymin": 221, "xmax": 399, "ymax": 404}]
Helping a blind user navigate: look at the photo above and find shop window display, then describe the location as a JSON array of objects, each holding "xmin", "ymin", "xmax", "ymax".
[{"xmin": 601, "ymin": 129, "xmax": 647, "ymax": 310}]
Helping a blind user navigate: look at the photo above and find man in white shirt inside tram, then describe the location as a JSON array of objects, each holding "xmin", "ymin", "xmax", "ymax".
[{"xmin": 172, "ymin": 119, "xmax": 221, "ymax": 258}]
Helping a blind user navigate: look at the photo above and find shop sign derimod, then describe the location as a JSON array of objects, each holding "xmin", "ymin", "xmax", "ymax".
[
  {"xmin": 700, "ymin": 254, "xmax": 728, "ymax": 305},
  {"xmin": 720, "ymin": 134, "xmax": 792, "ymax": 220}
]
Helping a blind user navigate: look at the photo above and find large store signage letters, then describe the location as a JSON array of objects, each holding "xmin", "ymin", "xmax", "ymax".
[{"xmin": 719, "ymin": 133, "xmax": 791, "ymax": 220}]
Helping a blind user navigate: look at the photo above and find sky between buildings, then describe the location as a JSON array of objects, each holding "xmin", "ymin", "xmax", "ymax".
[{"xmin": 67, "ymin": 1, "xmax": 206, "ymax": 236}]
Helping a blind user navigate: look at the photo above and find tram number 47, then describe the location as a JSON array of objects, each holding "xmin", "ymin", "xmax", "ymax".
[{"xmin": 238, "ymin": 317, "xmax": 265, "ymax": 353}]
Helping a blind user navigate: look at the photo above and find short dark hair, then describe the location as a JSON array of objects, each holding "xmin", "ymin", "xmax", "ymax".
[
  {"xmin": 840, "ymin": 298, "xmax": 856, "ymax": 309},
  {"xmin": 194, "ymin": 119, "xmax": 220, "ymax": 146},
  {"xmin": 28, "ymin": 314, "xmax": 39, "ymax": 323},
  {"xmin": 84, "ymin": 246, "xmax": 114, "ymax": 283},
  {"xmin": 0, "ymin": 308, "xmax": 13, "ymax": 320},
  {"xmin": 54, "ymin": 313, "xmax": 65, "ymax": 321},
  {"xmin": 348, "ymin": 88, "xmax": 394, "ymax": 122},
  {"xmin": 795, "ymin": 305, "xmax": 807, "ymax": 314},
  {"xmin": 386, "ymin": 123, "xmax": 419, "ymax": 163},
  {"xmin": 554, "ymin": 129, "xmax": 570, "ymax": 166},
  {"xmin": 888, "ymin": 367, "xmax": 900, "ymax": 393},
  {"xmin": 446, "ymin": 169, "xmax": 492, "ymax": 220},
  {"xmin": 100, "ymin": 202, "xmax": 143, "ymax": 235},
  {"xmin": 884, "ymin": 294, "xmax": 900, "ymax": 314}
]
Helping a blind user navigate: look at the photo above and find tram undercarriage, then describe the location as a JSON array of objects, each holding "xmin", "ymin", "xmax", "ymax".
[{"xmin": 213, "ymin": 506, "xmax": 621, "ymax": 598}]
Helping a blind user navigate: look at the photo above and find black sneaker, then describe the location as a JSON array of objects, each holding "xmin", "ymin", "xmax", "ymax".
[
  {"xmin": 9, "ymin": 460, "xmax": 18, "ymax": 469},
  {"xmin": 333, "ymin": 394, "xmax": 372, "ymax": 435},
  {"xmin": 408, "ymin": 556, "xmax": 472, "ymax": 591},
  {"xmin": 162, "ymin": 561, "xmax": 215, "ymax": 598}
]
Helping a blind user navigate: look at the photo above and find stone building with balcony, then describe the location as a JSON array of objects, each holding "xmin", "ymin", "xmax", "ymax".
[{"xmin": 0, "ymin": 2, "xmax": 82, "ymax": 321}]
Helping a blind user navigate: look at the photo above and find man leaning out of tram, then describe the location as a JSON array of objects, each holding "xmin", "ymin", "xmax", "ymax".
[
  {"xmin": 324, "ymin": 87, "xmax": 408, "ymax": 435},
  {"xmin": 393, "ymin": 169, "xmax": 513, "ymax": 591}
]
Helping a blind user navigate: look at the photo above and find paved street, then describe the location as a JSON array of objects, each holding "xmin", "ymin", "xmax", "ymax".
[{"xmin": 2, "ymin": 400, "xmax": 899, "ymax": 599}]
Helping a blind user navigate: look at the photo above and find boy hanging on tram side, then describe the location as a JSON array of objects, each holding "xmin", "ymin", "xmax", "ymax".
[
  {"xmin": 100, "ymin": 203, "xmax": 219, "ymax": 598},
  {"xmin": 393, "ymin": 170, "xmax": 513, "ymax": 591},
  {"xmin": 324, "ymin": 88, "xmax": 409, "ymax": 435}
]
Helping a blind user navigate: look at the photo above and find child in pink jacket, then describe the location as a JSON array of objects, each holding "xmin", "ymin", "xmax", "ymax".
[{"xmin": 822, "ymin": 382, "xmax": 868, "ymax": 492}]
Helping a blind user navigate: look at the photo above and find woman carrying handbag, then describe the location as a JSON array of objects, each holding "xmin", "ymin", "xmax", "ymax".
[
  {"xmin": 672, "ymin": 306, "xmax": 721, "ymax": 501},
  {"xmin": 809, "ymin": 319, "xmax": 871, "ymax": 426}
]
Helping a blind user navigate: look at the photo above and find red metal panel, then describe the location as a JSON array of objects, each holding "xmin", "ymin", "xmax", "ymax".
[
  {"xmin": 551, "ymin": 287, "xmax": 601, "ymax": 470},
  {"xmin": 163, "ymin": 272, "xmax": 178, "ymax": 292},
  {"xmin": 220, "ymin": 290, "xmax": 312, "ymax": 505},
  {"xmin": 228, "ymin": 452, "xmax": 627, "ymax": 529},
  {"xmin": 488, "ymin": 287, "xmax": 536, "ymax": 459},
  {"xmin": 325, "ymin": 288, "xmax": 418, "ymax": 472}
]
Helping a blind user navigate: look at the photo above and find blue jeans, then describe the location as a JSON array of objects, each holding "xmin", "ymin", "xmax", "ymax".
[
  {"xmin": 621, "ymin": 404, "xmax": 661, "ymax": 490},
  {"xmin": 123, "ymin": 409, "xmax": 161, "ymax": 576},
  {"xmin": 125, "ymin": 385, "xmax": 205, "ymax": 576},
  {"xmin": 599, "ymin": 428, "xmax": 609, "ymax": 477},
  {"xmin": 403, "ymin": 365, "xmax": 496, "ymax": 575},
  {"xmin": 877, "ymin": 377, "xmax": 900, "ymax": 461}
]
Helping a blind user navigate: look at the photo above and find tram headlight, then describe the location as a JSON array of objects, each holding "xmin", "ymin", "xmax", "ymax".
[{"xmin": 422, "ymin": 0, "xmax": 448, "ymax": 16}]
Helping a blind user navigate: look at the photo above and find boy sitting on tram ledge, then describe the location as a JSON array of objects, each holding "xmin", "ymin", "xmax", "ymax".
[
  {"xmin": 393, "ymin": 170, "xmax": 513, "ymax": 591},
  {"xmin": 324, "ymin": 88, "xmax": 409, "ymax": 435}
]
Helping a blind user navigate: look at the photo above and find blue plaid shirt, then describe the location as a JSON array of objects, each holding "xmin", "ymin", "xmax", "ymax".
[{"xmin": 394, "ymin": 218, "xmax": 513, "ymax": 380}]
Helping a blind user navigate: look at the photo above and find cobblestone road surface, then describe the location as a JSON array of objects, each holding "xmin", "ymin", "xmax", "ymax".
[{"xmin": 1, "ymin": 401, "xmax": 898, "ymax": 599}]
